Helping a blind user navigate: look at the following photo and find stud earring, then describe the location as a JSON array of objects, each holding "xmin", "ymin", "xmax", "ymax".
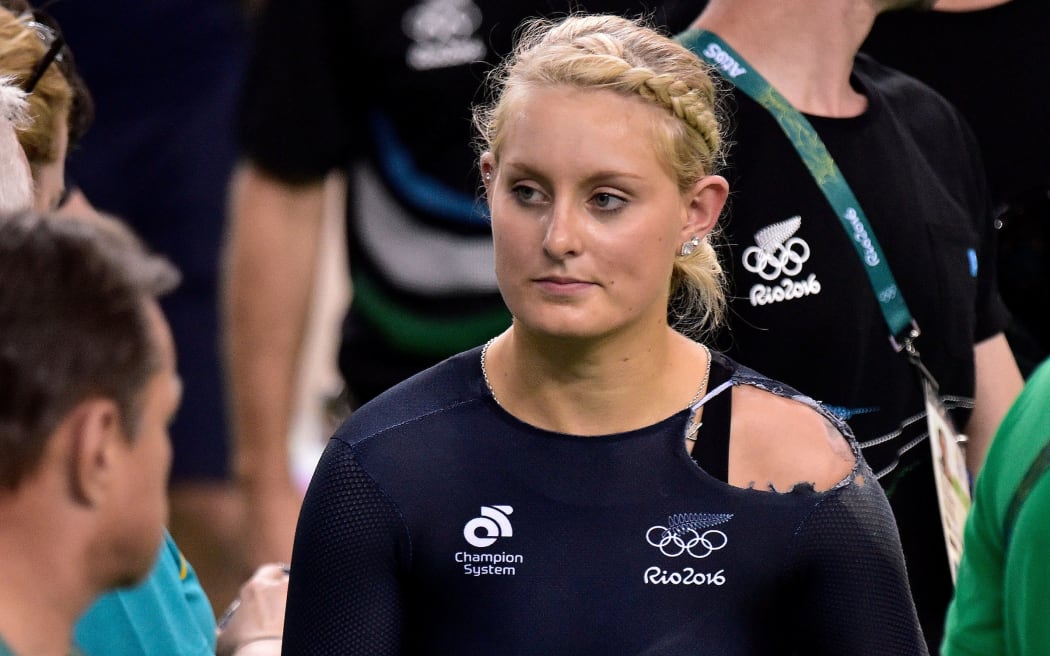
[
  {"xmin": 680, "ymin": 235, "xmax": 701, "ymax": 256},
  {"xmin": 484, "ymin": 171, "xmax": 492, "ymax": 182}
]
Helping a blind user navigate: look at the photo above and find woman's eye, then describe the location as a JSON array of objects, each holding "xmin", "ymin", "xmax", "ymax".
[
  {"xmin": 512, "ymin": 185, "xmax": 545, "ymax": 204},
  {"xmin": 592, "ymin": 192, "xmax": 627, "ymax": 211}
]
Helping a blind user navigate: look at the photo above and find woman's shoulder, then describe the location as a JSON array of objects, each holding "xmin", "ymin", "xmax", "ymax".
[
  {"xmin": 729, "ymin": 385, "xmax": 856, "ymax": 492},
  {"xmin": 717, "ymin": 355, "xmax": 858, "ymax": 493},
  {"xmin": 333, "ymin": 346, "xmax": 488, "ymax": 447}
]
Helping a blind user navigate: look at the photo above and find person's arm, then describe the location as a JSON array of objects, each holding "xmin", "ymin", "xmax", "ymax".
[
  {"xmin": 789, "ymin": 472, "xmax": 929, "ymax": 654},
  {"xmin": 963, "ymin": 333, "xmax": 1023, "ymax": 474},
  {"xmin": 283, "ymin": 438, "xmax": 408, "ymax": 653},
  {"xmin": 223, "ymin": 163, "xmax": 326, "ymax": 566},
  {"xmin": 229, "ymin": 639, "xmax": 281, "ymax": 656}
]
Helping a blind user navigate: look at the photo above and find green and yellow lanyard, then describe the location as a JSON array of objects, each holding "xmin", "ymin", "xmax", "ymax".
[{"xmin": 678, "ymin": 29, "xmax": 949, "ymax": 388}]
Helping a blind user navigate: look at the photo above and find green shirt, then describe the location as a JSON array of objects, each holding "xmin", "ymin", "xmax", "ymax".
[{"xmin": 943, "ymin": 358, "xmax": 1050, "ymax": 655}]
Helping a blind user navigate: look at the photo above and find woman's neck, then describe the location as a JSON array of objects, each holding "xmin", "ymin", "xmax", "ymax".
[{"xmin": 484, "ymin": 326, "xmax": 708, "ymax": 436}]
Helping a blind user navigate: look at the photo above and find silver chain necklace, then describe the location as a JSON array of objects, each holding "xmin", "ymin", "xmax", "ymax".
[
  {"xmin": 685, "ymin": 344, "xmax": 713, "ymax": 441},
  {"xmin": 479, "ymin": 337, "xmax": 506, "ymax": 409}
]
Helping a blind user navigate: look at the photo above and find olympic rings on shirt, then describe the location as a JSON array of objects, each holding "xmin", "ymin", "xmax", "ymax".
[
  {"xmin": 742, "ymin": 237, "xmax": 810, "ymax": 281},
  {"xmin": 645, "ymin": 525, "xmax": 729, "ymax": 559}
]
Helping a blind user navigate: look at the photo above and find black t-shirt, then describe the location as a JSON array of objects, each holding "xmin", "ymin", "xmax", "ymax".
[
  {"xmin": 864, "ymin": 0, "xmax": 1050, "ymax": 205},
  {"xmin": 285, "ymin": 348, "xmax": 926, "ymax": 654},
  {"xmin": 700, "ymin": 51, "xmax": 1008, "ymax": 648},
  {"xmin": 863, "ymin": 0, "xmax": 1050, "ymax": 371},
  {"xmin": 238, "ymin": 0, "xmax": 697, "ymax": 403}
]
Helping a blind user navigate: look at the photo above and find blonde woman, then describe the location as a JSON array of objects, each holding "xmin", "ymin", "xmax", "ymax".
[{"xmin": 284, "ymin": 14, "xmax": 926, "ymax": 655}]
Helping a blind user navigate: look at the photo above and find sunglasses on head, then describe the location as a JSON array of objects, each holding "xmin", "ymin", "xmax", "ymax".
[{"xmin": 20, "ymin": 13, "xmax": 66, "ymax": 94}]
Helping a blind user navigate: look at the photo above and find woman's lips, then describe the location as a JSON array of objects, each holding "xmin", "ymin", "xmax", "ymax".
[{"xmin": 534, "ymin": 277, "xmax": 596, "ymax": 294}]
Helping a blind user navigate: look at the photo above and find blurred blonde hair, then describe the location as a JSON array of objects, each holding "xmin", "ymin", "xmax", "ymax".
[
  {"xmin": 0, "ymin": 6, "xmax": 72, "ymax": 168},
  {"xmin": 0, "ymin": 77, "xmax": 32, "ymax": 213}
]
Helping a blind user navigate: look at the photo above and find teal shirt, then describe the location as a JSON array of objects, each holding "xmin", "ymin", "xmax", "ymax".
[
  {"xmin": 74, "ymin": 531, "xmax": 216, "ymax": 655},
  {"xmin": 943, "ymin": 358, "xmax": 1050, "ymax": 656}
]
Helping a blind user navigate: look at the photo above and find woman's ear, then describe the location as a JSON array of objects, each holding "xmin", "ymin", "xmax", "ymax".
[
  {"xmin": 480, "ymin": 152, "xmax": 496, "ymax": 195},
  {"xmin": 681, "ymin": 174, "xmax": 729, "ymax": 242}
]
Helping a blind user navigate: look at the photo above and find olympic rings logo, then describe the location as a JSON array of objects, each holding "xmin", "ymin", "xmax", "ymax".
[
  {"xmin": 645, "ymin": 525, "xmax": 729, "ymax": 559},
  {"xmin": 742, "ymin": 237, "xmax": 810, "ymax": 281}
]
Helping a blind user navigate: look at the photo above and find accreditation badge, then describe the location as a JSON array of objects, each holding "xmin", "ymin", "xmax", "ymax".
[{"xmin": 924, "ymin": 378, "xmax": 971, "ymax": 584}]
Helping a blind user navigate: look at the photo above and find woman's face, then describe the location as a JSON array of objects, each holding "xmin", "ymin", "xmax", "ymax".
[
  {"xmin": 482, "ymin": 86, "xmax": 724, "ymax": 343},
  {"xmin": 32, "ymin": 109, "xmax": 68, "ymax": 211}
]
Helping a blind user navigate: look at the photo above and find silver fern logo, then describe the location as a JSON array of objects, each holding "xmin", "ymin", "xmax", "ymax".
[
  {"xmin": 645, "ymin": 512, "xmax": 732, "ymax": 559},
  {"xmin": 402, "ymin": 0, "xmax": 485, "ymax": 70},
  {"xmin": 742, "ymin": 215, "xmax": 809, "ymax": 281},
  {"xmin": 742, "ymin": 216, "xmax": 822, "ymax": 306}
]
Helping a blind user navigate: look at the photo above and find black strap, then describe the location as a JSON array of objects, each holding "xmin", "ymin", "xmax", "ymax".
[
  {"xmin": 1004, "ymin": 436, "xmax": 1050, "ymax": 548},
  {"xmin": 690, "ymin": 361, "xmax": 733, "ymax": 483}
]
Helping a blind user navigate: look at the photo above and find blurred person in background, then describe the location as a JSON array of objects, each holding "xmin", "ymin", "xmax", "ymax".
[
  {"xmin": 0, "ymin": 57, "xmax": 285, "ymax": 654},
  {"xmin": 0, "ymin": 209, "xmax": 181, "ymax": 655},
  {"xmin": 226, "ymin": 0, "xmax": 698, "ymax": 567},
  {"xmin": 0, "ymin": 7, "xmax": 288, "ymax": 652},
  {"xmin": 942, "ymin": 355, "xmax": 1050, "ymax": 656},
  {"xmin": 0, "ymin": 0, "xmax": 92, "ymax": 211},
  {"xmin": 46, "ymin": 0, "xmax": 251, "ymax": 610},
  {"xmin": 863, "ymin": 0, "xmax": 1050, "ymax": 377},
  {"xmin": 0, "ymin": 208, "xmax": 288, "ymax": 656},
  {"xmin": 677, "ymin": 0, "xmax": 1023, "ymax": 648}
]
